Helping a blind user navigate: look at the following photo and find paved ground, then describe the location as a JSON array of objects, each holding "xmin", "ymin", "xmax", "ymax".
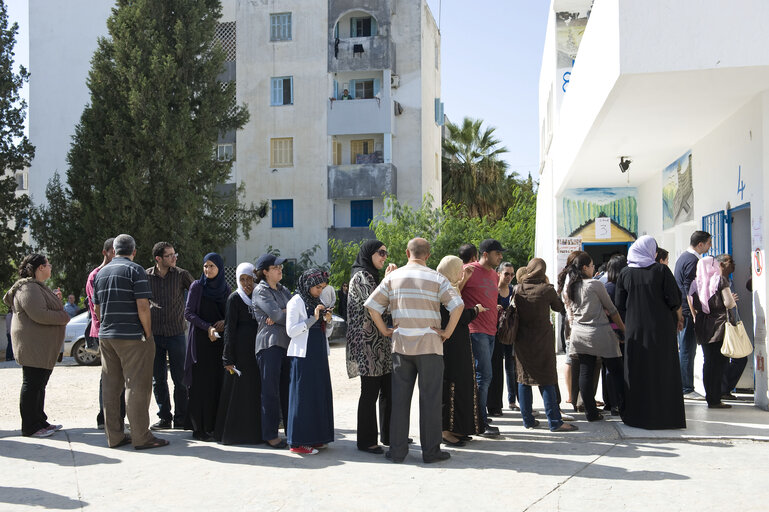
[{"xmin": 1, "ymin": 350, "xmax": 768, "ymax": 512}]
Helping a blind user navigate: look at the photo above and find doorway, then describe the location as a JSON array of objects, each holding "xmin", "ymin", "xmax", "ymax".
[
  {"xmin": 728, "ymin": 204, "xmax": 754, "ymax": 390},
  {"xmin": 582, "ymin": 243, "xmax": 631, "ymax": 271}
]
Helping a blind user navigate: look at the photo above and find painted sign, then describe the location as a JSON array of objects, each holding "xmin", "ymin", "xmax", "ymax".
[
  {"xmin": 595, "ymin": 217, "xmax": 611, "ymax": 239},
  {"xmin": 560, "ymin": 187, "xmax": 638, "ymax": 238},
  {"xmin": 663, "ymin": 150, "xmax": 694, "ymax": 229},
  {"xmin": 556, "ymin": 237, "xmax": 583, "ymax": 275}
]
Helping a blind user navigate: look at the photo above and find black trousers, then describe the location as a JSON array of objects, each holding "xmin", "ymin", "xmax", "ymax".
[
  {"xmin": 703, "ymin": 341, "xmax": 727, "ymax": 405},
  {"xmin": 21, "ymin": 366, "xmax": 52, "ymax": 436},
  {"xmin": 357, "ymin": 373, "xmax": 392, "ymax": 449},
  {"xmin": 576, "ymin": 354, "xmax": 601, "ymax": 420},
  {"xmin": 722, "ymin": 356, "xmax": 748, "ymax": 393},
  {"xmin": 487, "ymin": 340, "xmax": 505, "ymax": 412},
  {"xmin": 601, "ymin": 356, "xmax": 624, "ymax": 411}
]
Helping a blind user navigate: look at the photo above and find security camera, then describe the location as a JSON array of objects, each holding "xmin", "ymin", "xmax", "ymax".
[{"xmin": 619, "ymin": 157, "xmax": 631, "ymax": 173}]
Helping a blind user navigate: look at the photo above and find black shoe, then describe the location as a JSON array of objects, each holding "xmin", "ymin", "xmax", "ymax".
[
  {"xmin": 267, "ymin": 439, "xmax": 288, "ymax": 449},
  {"xmin": 721, "ymin": 393, "xmax": 738, "ymax": 400},
  {"xmin": 192, "ymin": 431, "xmax": 215, "ymax": 442},
  {"xmin": 479, "ymin": 425, "xmax": 500, "ymax": 437},
  {"xmin": 151, "ymin": 419, "xmax": 172, "ymax": 431},
  {"xmin": 587, "ymin": 413, "xmax": 604, "ymax": 422},
  {"xmin": 385, "ymin": 450, "xmax": 404, "ymax": 463},
  {"xmin": 358, "ymin": 445, "xmax": 384, "ymax": 454},
  {"xmin": 456, "ymin": 435, "xmax": 473, "ymax": 441},
  {"xmin": 525, "ymin": 419, "xmax": 540, "ymax": 430},
  {"xmin": 423, "ymin": 451, "xmax": 451, "ymax": 463},
  {"xmin": 488, "ymin": 409, "xmax": 503, "ymax": 417},
  {"xmin": 442, "ymin": 437, "xmax": 466, "ymax": 447},
  {"xmin": 708, "ymin": 402, "xmax": 732, "ymax": 409},
  {"xmin": 610, "ymin": 407, "xmax": 620, "ymax": 416}
]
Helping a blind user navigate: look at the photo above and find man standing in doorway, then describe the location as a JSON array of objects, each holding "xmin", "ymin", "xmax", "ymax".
[
  {"xmin": 674, "ymin": 230, "xmax": 712, "ymax": 400},
  {"xmin": 366, "ymin": 238, "xmax": 464, "ymax": 463},
  {"xmin": 462, "ymin": 239, "xmax": 505, "ymax": 436},
  {"xmin": 146, "ymin": 242, "xmax": 194, "ymax": 430},
  {"xmin": 93, "ymin": 234, "xmax": 168, "ymax": 450}
]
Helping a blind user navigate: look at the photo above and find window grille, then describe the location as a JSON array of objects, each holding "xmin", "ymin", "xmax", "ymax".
[{"xmin": 215, "ymin": 22, "xmax": 236, "ymax": 61}]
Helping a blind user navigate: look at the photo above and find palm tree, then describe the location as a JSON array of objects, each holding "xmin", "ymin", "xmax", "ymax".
[{"xmin": 442, "ymin": 117, "xmax": 510, "ymax": 219}]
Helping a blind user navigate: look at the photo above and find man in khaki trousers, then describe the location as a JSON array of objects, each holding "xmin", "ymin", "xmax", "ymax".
[{"xmin": 93, "ymin": 234, "xmax": 168, "ymax": 450}]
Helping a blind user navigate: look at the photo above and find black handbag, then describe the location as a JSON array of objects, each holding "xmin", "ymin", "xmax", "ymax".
[{"xmin": 497, "ymin": 292, "xmax": 519, "ymax": 346}]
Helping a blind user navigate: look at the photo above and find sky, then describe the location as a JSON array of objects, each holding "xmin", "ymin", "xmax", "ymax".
[{"xmin": 6, "ymin": 0, "xmax": 550, "ymax": 179}]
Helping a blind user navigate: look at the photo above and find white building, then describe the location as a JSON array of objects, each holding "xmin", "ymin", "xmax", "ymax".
[
  {"xmin": 28, "ymin": 0, "xmax": 442, "ymax": 264},
  {"xmin": 537, "ymin": 0, "xmax": 769, "ymax": 409}
]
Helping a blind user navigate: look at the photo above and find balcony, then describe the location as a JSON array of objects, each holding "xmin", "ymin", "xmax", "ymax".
[
  {"xmin": 328, "ymin": 163, "xmax": 396, "ymax": 199},
  {"xmin": 329, "ymin": 35, "xmax": 395, "ymax": 73},
  {"xmin": 328, "ymin": 97, "xmax": 392, "ymax": 135}
]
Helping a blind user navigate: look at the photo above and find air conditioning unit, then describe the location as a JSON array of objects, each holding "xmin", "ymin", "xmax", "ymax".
[{"xmin": 390, "ymin": 74, "xmax": 400, "ymax": 88}]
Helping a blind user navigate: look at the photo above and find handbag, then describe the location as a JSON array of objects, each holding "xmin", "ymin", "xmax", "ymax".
[
  {"xmin": 721, "ymin": 308, "xmax": 752, "ymax": 359},
  {"xmin": 497, "ymin": 292, "xmax": 519, "ymax": 346}
]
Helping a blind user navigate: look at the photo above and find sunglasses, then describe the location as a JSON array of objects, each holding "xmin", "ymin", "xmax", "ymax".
[
  {"xmin": 503, "ymin": 272, "xmax": 513, "ymax": 277},
  {"xmin": 376, "ymin": 249, "xmax": 388, "ymax": 258}
]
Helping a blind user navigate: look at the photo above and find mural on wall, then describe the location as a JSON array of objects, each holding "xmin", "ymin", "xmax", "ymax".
[
  {"xmin": 555, "ymin": 3, "xmax": 593, "ymax": 95},
  {"xmin": 560, "ymin": 188, "xmax": 638, "ymax": 242},
  {"xmin": 662, "ymin": 150, "xmax": 694, "ymax": 230}
]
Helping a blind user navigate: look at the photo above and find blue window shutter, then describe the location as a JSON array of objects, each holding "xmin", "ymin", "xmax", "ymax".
[
  {"xmin": 351, "ymin": 200, "xmax": 373, "ymax": 227},
  {"xmin": 702, "ymin": 211, "xmax": 726, "ymax": 256},
  {"xmin": 373, "ymin": 78, "xmax": 380, "ymax": 96},
  {"xmin": 333, "ymin": 79, "xmax": 338, "ymax": 99},
  {"xmin": 272, "ymin": 199, "xmax": 294, "ymax": 228},
  {"xmin": 371, "ymin": 18, "xmax": 378, "ymax": 36},
  {"xmin": 349, "ymin": 79, "xmax": 357, "ymax": 98},
  {"xmin": 350, "ymin": 18, "xmax": 356, "ymax": 37},
  {"xmin": 271, "ymin": 78, "xmax": 282, "ymax": 105},
  {"xmin": 434, "ymin": 98, "xmax": 440, "ymax": 123}
]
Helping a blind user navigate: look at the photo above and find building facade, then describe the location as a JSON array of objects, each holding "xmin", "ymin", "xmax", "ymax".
[
  {"xmin": 537, "ymin": 0, "xmax": 769, "ymax": 409},
  {"xmin": 28, "ymin": 0, "xmax": 442, "ymax": 263}
]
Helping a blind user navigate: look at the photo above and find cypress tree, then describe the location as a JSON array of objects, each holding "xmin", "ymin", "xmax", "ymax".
[
  {"xmin": 0, "ymin": 0, "xmax": 34, "ymax": 291},
  {"xmin": 32, "ymin": 0, "xmax": 259, "ymax": 295}
]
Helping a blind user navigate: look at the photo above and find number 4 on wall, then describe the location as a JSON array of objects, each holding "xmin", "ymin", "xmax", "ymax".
[{"xmin": 737, "ymin": 165, "xmax": 745, "ymax": 200}]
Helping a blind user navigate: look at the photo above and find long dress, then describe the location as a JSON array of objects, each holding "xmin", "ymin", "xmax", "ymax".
[
  {"xmin": 441, "ymin": 305, "xmax": 481, "ymax": 435},
  {"xmin": 214, "ymin": 292, "xmax": 263, "ymax": 445},
  {"xmin": 514, "ymin": 281, "xmax": 565, "ymax": 386},
  {"xmin": 287, "ymin": 315, "xmax": 334, "ymax": 446},
  {"xmin": 187, "ymin": 295, "xmax": 226, "ymax": 437},
  {"xmin": 616, "ymin": 263, "xmax": 685, "ymax": 429}
]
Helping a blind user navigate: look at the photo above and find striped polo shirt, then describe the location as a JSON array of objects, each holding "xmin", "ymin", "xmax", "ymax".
[
  {"xmin": 365, "ymin": 262, "xmax": 463, "ymax": 356},
  {"xmin": 93, "ymin": 257, "xmax": 153, "ymax": 340}
]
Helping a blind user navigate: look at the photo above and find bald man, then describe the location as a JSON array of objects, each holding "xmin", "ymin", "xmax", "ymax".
[{"xmin": 366, "ymin": 238, "xmax": 464, "ymax": 463}]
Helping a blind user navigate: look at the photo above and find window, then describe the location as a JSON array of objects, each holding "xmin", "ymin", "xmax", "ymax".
[
  {"xmin": 355, "ymin": 79, "xmax": 374, "ymax": 99},
  {"xmin": 350, "ymin": 139, "xmax": 374, "ymax": 164},
  {"xmin": 350, "ymin": 17, "xmax": 377, "ymax": 37},
  {"xmin": 217, "ymin": 143, "xmax": 234, "ymax": 161},
  {"xmin": 332, "ymin": 140, "xmax": 342, "ymax": 165},
  {"xmin": 272, "ymin": 199, "xmax": 294, "ymax": 228},
  {"xmin": 270, "ymin": 137, "xmax": 293, "ymax": 167},
  {"xmin": 351, "ymin": 200, "xmax": 373, "ymax": 227},
  {"xmin": 434, "ymin": 98, "xmax": 444, "ymax": 126},
  {"xmin": 271, "ymin": 76, "xmax": 293, "ymax": 106},
  {"xmin": 270, "ymin": 13, "xmax": 292, "ymax": 41}
]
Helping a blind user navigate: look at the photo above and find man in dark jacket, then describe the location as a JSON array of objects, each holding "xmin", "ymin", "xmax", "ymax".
[{"xmin": 674, "ymin": 230, "xmax": 711, "ymax": 400}]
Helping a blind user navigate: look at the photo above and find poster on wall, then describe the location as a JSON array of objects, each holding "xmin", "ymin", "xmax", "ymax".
[
  {"xmin": 556, "ymin": 237, "xmax": 583, "ymax": 274},
  {"xmin": 662, "ymin": 150, "xmax": 694, "ymax": 230},
  {"xmin": 559, "ymin": 187, "xmax": 638, "ymax": 242},
  {"xmin": 555, "ymin": 5, "xmax": 592, "ymax": 97}
]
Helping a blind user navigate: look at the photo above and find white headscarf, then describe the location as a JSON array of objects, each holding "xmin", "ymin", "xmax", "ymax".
[{"xmin": 236, "ymin": 262, "xmax": 255, "ymax": 306}]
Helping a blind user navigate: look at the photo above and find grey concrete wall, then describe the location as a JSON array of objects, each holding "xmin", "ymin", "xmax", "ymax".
[{"xmin": 328, "ymin": 163, "xmax": 396, "ymax": 199}]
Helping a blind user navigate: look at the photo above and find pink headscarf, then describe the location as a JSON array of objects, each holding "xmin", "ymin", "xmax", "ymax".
[{"xmin": 689, "ymin": 256, "xmax": 721, "ymax": 314}]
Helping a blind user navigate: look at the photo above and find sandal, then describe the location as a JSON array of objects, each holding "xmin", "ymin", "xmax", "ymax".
[
  {"xmin": 552, "ymin": 423, "xmax": 579, "ymax": 432},
  {"xmin": 112, "ymin": 435, "xmax": 132, "ymax": 448},
  {"xmin": 134, "ymin": 436, "xmax": 169, "ymax": 450}
]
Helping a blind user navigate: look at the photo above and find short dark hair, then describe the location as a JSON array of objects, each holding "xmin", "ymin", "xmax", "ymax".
[
  {"xmin": 606, "ymin": 254, "xmax": 628, "ymax": 283},
  {"xmin": 19, "ymin": 253, "xmax": 48, "ymax": 279},
  {"xmin": 655, "ymin": 247, "xmax": 669, "ymax": 263},
  {"xmin": 153, "ymin": 241, "xmax": 173, "ymax": 259},
  {"xmin": 103, "ymin": 237, "xmax": 116, "ymax": 253},
  {"xmin": 690, "ymin": 230, "xmax": 711, "ymax": 248},
  {"xmin": 458, "ymin": 243, "xmax": 478, "ymax": 264}
]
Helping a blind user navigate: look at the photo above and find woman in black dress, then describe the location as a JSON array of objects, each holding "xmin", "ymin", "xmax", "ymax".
[
  {"xmin": 436, "ymin": 255, "xmax": 484, "ymax": 446},
  {"xmin": 215, "ymin": 262, "xmax": 263, "ymax": 444},
  {"xmin": 184, "ymin": 253, "xmax": 230, "ymax": 441},
  {"xmin": 616, "ymin": 235, "xmax": 685, "ymax": 429}
]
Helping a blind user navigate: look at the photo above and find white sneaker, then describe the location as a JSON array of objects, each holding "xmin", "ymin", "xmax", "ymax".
[
  {"xmin": 560, "ymin": 412, "xmax": 576, "ymax": 422},
  {"xmin": 684, "ymin": 391, "xmax": 705, "ymax": 401},
  {"xmin": 30, "ymin": 427, "xmax": 54, "ymax": 438}
]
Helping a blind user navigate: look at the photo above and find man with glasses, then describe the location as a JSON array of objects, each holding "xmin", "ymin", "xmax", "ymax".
[{"xmin": 146, "ymin": 242, "xmax": 194, "ymax": 430}]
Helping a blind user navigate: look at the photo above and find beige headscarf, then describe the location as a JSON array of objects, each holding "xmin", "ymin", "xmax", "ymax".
[
  {"xmin": 437, "ymin": 255, "xmax": 464, "ymax": 290},
  {"xmin": 516, "ymin": 267, "xmax": 527, "ymax": 283}
]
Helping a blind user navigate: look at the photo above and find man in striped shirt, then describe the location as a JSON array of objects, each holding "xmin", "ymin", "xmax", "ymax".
[
  {"xmin": 365, "ymin": 238, "xmax": 464, "ymax": 463},
  {"xmin": 93, "ymin": 234, "xmax": 168, "ymax": 450}
]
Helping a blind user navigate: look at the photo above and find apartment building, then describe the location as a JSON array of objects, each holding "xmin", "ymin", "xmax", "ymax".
[{"xmin": 28, "ymin": 0, "xmax": 442, "ymax": 263}]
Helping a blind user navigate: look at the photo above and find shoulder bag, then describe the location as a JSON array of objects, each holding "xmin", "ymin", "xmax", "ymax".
[{"xmin": 721, "ymin": 308, "xmax": 753, "ymax": 359}]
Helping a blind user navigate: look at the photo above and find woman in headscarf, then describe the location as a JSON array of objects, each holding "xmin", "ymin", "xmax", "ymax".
[
  {"xmin": 345, "ymin": 239, "xmax": 397, "ymax": 454},
  {"xmin": 285, "ymin": 268, "xmax": 335, "ymax": 455},
  {"xmin": 690, "ymin": 255, "xmax": 737, "ymax": 409},
  {"xmin": 214, "ymin": 262, "xmax": 263, "ymax": 444},
  {"xmin": 3, "ymin": 254, "xmax": 70, "ymax": 438},
  {"xmin": 565, "ymin": 252, "xmax": 625, "ymax": 422},
  {"xmin": 184, "ymin": 253, "xmax": 230, "ymax": 441},
  {"xmin": 436, "ymin": 255, "xmax": 485, "ymax": 445},
  {"xmin": 514, "ymin": 258, "xmax": 577, "ymax": 432},
  {"xmin": 616, "ymin": 235, "xmax": 685, "ymax": 429}
]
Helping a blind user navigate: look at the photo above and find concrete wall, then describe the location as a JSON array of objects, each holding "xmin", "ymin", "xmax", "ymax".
[{"xmin": 419, "ymin": 0, "xmax": 441, "ymax": 206}]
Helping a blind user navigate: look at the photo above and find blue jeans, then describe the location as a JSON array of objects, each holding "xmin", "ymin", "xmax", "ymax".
[
  {"xmin": 678, "ymin": 316, "xmax": 697, "ymax": 394},
  {"xmin": 152, "ymin": 334, "xmax": 188, "ymax": 424},
  {"xmin": 503, "ymin": 344, "xmax": 517, "ymax": 405},
  {"xmin": 471, "ymin": 333, "xmax": 495, "ymax": 426},
  {"xmin": 518, "ymin": 383, "xmax": 562, "ymax": 430}
]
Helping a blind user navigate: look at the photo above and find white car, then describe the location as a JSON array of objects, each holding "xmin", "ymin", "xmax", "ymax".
[{"xmin": 62, "ymin": 311, "xmax": 100, "ymax": 366}]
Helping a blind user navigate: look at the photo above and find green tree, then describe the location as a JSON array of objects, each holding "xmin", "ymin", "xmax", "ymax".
[
  {"xmin": 0, "ymin": 0, "xmax": 34, "ymax": 293},
  {"xmin": 31, "ymin": 0, "xmax": 260, "ymax": 297},
  {"xmin": 442, "ymin": 117, "xmax": 511, "ymax": 219}
]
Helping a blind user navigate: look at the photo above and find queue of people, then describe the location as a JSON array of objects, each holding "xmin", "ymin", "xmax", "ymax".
[{"xmin": 3, "ymin": 229, "xmax": 748, "ymax": 460}]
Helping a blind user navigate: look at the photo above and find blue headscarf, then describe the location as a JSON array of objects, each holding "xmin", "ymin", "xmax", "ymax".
[{"xmin": 200, "ymin": 252, "xmax": 230, "ymax": 303}]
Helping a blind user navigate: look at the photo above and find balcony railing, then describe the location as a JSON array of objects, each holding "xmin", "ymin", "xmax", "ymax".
[
  {"xmin": 328, "ymin": 163, "xmax": 396, "ymax": 199},
  {"xmin": 328, "ymin": 35, "xmax": 395, "ymax": 72},
  {"xmin": 328, "ymin": 97, "xmax": 392, "ymax": 135}
]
